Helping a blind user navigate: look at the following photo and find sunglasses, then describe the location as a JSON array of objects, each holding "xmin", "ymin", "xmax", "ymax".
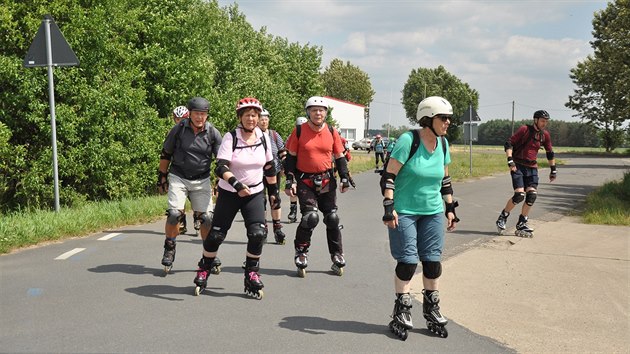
[{"xmin": 436, "ymin": 115, "xmax": 452, "ymax": 122}]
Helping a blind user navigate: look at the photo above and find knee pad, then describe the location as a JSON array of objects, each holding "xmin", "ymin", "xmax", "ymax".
[
  {"xmin": 525, "ymin": 190, "xmax": 537, "ymax": 206},
  {"xmin": 511, "ymin": 192, "xmax": 525, "ymax": 205},
  {"xmin": 422, "ymin": 261, "xmax": 442, "ymax": 279},
  {"xmin": 195, "ymin": 211, "xmax": 213, "ymax": 225},
  {"xmin": 247, "ymin": 223, "xmax": 267, "ymax": 243},
  {"xmin": 204, "ymin": 226, "xmax": 226, "ymax": 252},
  {"xmin": 299, "ymin": 208, "xmax": 319, "ymax": 230},
  {"xmin": 323, "ymin": 210, "xmax": 340, "ymax": 230},
  {"xmin": 166, "ymin": 209, "xmax": 182, "ymax": 225},
  {"xmin": 395, "ymin": 262, "xmax": 417, "ymax": 281}
]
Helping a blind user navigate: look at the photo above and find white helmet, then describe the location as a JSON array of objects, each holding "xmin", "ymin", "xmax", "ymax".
[
  {"xmin": 304, "ymin": 96, "xmax": 328, "ymax": 110},
  {"xmin": 261, "ymin": 108, "xmax": 270, "ymax": 117},
  {"xmin": 295, "ymin": 116, "xmax": 308, "ymax": 126},
  {"xmin": 172, "ymin": 105, "xmax": 189, "ymax": 119},
  {"xmin": 416, "ymin": 96, "xmax": 453, "ymax": 121}
]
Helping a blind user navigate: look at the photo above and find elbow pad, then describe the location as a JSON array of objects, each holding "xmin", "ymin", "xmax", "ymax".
[
  {"xmin": 160, "ymin": 148, "xmax": 172, "ymax": 161},
  {"xmin": 440, "ymin": 176, "xmax": 453, "ymax": 196},
  {"xmin": 263, "ymin": 161, "xmax": 277, "ymax": 177},
  {"xmin": 380, "ymin": 171, "xmax": 397, "ymax": 196},
  {"xmin": 504, "ymin": 141, "xmax": 512, "ymax": 151},
  {"xmin": 214, "ymin": 159, "xmax": 230, "ymax": 178},
  {"xmin": 284, "ymin": 154, "xmax": 297, "ymax": 175},
  {"xmin": 546, "ymin": 151, "xmax": 554, "ymax": 160},
  {"xmin": 334, "ymin": 156, "xmax": 349, "ymax": 179}
]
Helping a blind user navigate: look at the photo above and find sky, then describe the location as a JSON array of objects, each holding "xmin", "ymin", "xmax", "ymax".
[{"xmin": 216, "ymin": 0, "xmax": 610, "ymax": 129}]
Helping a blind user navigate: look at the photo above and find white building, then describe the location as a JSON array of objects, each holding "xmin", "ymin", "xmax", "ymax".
[{"xmin": 325, "ymin": 96, "xmax": 366, "ymax": 142}]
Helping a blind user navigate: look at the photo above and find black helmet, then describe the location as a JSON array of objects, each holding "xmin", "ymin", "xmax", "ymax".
[
  {"xmin": 187, "ymin": 97, "xmax": 209, "ymax": 112},
  {"xmin": 533, "ymin": 110, "xmax": 550, "ymax": 119}
]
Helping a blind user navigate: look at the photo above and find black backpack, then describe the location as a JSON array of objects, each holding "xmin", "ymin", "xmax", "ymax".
[
  {"xmin": 229, "ymin": 129, "xmax": 268, "ymax": 152},
  {"xmin": 379, "ymin": 130, "xmax": 446, "ymax": 190}
]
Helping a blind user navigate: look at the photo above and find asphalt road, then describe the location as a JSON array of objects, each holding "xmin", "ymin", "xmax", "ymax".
[{"xmin": 1, "ymin": 154, "xmax": 627, "ymax": 353}]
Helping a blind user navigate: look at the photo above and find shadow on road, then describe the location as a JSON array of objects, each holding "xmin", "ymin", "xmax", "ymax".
[
  {"xmin": 279, "ymin": 316, "xmax": 389, "ymax": 336},
  {"xmin": 87, "ymin": 263, "xmax": 190, "ymax": 277}
]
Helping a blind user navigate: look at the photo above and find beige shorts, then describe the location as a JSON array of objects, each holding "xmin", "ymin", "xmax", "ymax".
[{"xmin": 167, "ymin": 174, "xmax": 213, "ymax": 212}]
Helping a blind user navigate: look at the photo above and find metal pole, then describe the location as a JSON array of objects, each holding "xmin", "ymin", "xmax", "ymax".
[
  {"xmin": 387, "ymin": 88, "xmax": 392, "ymax": 138},
  {"xmin": 45, "ymin": 18, "xmax": 60, "ymax": 212},
  {"xmin": 468, "ymin": 104, "xmax": 473, "ymax": 176},
  {"xmin": 511, "ymin": 100, "xmax": 515, "ymax": 134}
]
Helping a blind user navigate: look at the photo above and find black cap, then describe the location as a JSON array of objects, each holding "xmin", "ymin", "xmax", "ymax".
[{"xmin": 187, "ymin": 97, "xmax": 209, "ymax": 112}]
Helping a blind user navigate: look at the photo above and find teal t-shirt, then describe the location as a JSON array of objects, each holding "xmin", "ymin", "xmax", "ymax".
[{"xmin": 391, "ymin": 130, "xmax": 451, "ymax": 215}]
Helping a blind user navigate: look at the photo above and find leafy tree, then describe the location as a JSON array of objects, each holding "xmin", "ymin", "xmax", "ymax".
[
  {"xmin": 566, "ymin": 0, "xmax": 629, "ymax": 152},
  {"xmin": 402, "ymin": 65, "xmax": 479, "ymax": 141},
  {"xmin": 321, "ymin": 58, "xmax": 375, "ymax": 106}
]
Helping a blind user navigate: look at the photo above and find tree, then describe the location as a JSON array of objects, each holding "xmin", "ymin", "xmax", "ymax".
[
  {"xmin": 321, "ymin": 58, "xmax": 375, "ymax": 106},
  {"xmin": 566, "ymin": 0, "xmax": 630, "ymax": 152},
  {"xmin": 402, "ymin": 65, "xmax": 479, "ymax": 141}
]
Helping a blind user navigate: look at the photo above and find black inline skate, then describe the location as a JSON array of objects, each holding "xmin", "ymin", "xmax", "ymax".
[
  {"xmin": 210, "ymin": 257, "xmax": 221, "ymax": 275},
  {"xmin": 496, "ymin": 210, "xmax": 509, "ymax": 235},
  {"xmin": 287, "ymin": 203, "xmax": 298, "ymax": 223},
  {"xmin": 330, "ymin": 253, "xmax": 345, "ymax": 276},
  {"xmin": 294, "ymin": 242, "xmax": 309, "ymax": 278},
  {"xmin": 423, "ymin": 289, "xmax": 448, "ymax": 338},
  {"xmin": 389, "ymin": 293, "xmax": 413, "ymax": 341},
  {"xmin": 515, "ymin": 214, "xmax": 534, "ymax": 238},
  {"xmin": 243, "ymin": 260, "xmax": 264, "ymax": 300},
  {"xmin": 178, "ymin": 213, "xmax": 187, "ymax": 235},
  {"xmin": 193, "ymin": 215, "xmax": 201, "ymax": 237},
  {"xmin": 273, "ymin": 221, "xmax": 286, "ymax": 245},
  {"xmin": 193, "ymin": 257, "xmax": 214, "ymax": 296},
  {"xmin": 161, "ymin": 238, "xmax": 176, "ymax": 273}
]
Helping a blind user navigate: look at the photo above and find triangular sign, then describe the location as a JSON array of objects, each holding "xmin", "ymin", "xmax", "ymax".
[
  {"xmin": 23, "ymin": 15, "xmax": 79, "ymax": 68},
  {"xmin": 461, "ymin": 106, "xmax": 481, "ymax": 122}
]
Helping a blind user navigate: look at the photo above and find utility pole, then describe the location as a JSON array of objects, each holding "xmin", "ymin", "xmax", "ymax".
[{"xmin": 511, "ymin": 100, "xmax": 515, "ymax": 134}]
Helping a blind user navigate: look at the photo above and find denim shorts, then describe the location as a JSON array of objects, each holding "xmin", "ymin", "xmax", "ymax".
[
  {"xmin": 511, "ymin": 165, "xmax": 539, "ymax": 190},
  {"xmin": 388, "ymin": 213, "xmax": 444, "ymax": 263}
]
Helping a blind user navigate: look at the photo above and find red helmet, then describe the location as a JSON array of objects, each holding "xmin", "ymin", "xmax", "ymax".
[
  {"xmin": 376, "ymin": 134, "xmax": 382, "ymax": 139},
  {"xmin": 236, "ymin": 97, "xmax": 263, "ymax": 113}
]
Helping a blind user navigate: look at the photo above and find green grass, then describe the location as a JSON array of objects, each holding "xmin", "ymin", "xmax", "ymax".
[
  {"xmin": 582, "ymin": 172, "xmax": 630, "ymax": 226},
  {"xmin": 0, "ymin": 148, "xmax": 624, "ymax": 254}
]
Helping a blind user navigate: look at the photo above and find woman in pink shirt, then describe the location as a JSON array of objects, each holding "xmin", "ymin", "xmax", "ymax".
[{"xmin": 193, "ymin": 97, "xmax": 278, "ymax": 299}]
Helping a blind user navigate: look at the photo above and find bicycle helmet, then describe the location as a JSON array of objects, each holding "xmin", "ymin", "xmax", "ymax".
[
  {"xmin": 375, "ymin": 134, "xmax": 382, "ymax": 139},
  {"xmin": 416, "ymin": 96, "xmax": 453, "ymax": 123},
  {"xmin": 236, "ymin": 97, "xmax": 263, "ymax": 113},
  {"xmin": 187, "ymin": 97, "xmax": 209, "ymax": 112},
  {"xmin": 533, "ymin": 110, "xmax": 550, "ymax": 119},
  {"xmin": 296, "ymin": 116, "xmax": 308, "ymax": 126},
  {"xmin": 304, "ymin": 96, "xmax": 328, "ymax": 110},
  {"xmin": 172, "ymin": 106, "xmax": 189, "ymax": 119},
  {"xmin": 261, "ymin": 108, "xmax": 270, "ymax": 117}
]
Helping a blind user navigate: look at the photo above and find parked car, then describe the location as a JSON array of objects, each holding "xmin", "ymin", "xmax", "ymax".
[{"xmin": 352, "ymin": 138, "xmax": 372, "ymax": 150}]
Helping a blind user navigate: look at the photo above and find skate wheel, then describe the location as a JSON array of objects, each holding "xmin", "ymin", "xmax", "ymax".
[
  {"xmin": 497, "ymin": 227, "xmax": 504, "ymax": 236},
  {"xmin": 297, "ymin": 268, "xmax": 306, "ymax": 278},
  {"xmin": 194, "ymin": 286, "xmax": 203, "ymax": 296},
  {"xmin": 163, "ymin": 265, "xmax": 172, "ymax": 273},
  {"xmin": 440, "ymin": 327, "xmax": 448, "ymax": 338},
  {"xmin": 210, "ymin": 265, "xmax": 221, "ymax": 275},
  {"xmin": 331, "ymin": 264, "xmax": 344, "ymax": 276},
  {"xmin": 276, "ymin": 239, "xmax": 286, "ymax": 245}
]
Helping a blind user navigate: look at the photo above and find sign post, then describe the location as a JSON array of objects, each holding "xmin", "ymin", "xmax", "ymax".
[
  {"xmin": 23, "ymin": 15, "xmax": 79, "ymax": 212},
  {"xmin": 460, "ymin": 105, "xmax": 481, "ymax": 176}
]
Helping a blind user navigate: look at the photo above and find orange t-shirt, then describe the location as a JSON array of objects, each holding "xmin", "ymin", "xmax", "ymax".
[{"xmin": 286, "ymin": 123, "xmax": 344, "ymax": 173}]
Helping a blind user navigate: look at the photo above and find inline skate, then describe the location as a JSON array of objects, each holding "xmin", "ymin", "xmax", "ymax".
[
  {"xmin": 294, "ymin": 243, "xmax": 309, "ymax": 278},
  {"xmin": 273, "ymin": 221, "xmax": 286, "ymax": 245},
  {"xmin": 515, "ymin": 214, "xmax": 534, "ymax": 238},
  {"xmin": 330, "ymin": 253, "xmax": 345, "ymax": 276},
  {"xmin": 423, "ymin": 290, "xmax": 448, "ymax": 338},
  {"xmin": 193, "ymin": 257, "xmax": 214, "ymax": 296},
  {"xmin": 389, "ymin": 293, "xmax": 413, "ymax": 341},
  {"xmin": 243, "ymin": 261, "xmax": 264, "ymax": 299},
  {"xmin": 287, "ymin": 203, "xmax": 298, "ymax": 223},
  {"xmin": 210, "ymin": 257, "xmax": 222, "ymax": 275},
  {"xmin": 495, "ymin": 210, "xmax": 509, "ymax": 235},
  {"xmin": 161, "ymin": 238, "xmax": 176, "ymax": 273}
]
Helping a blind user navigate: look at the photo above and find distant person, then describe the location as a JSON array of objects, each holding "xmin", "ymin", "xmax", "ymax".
[
  {"xmin": 382, "ymin": 96, "xmax": 459, "ymax": 340},
  {"xmin": 193, "ymin": 97, "xmax": 278, "ymax": 299},
  {"xmin": 171, "ymin": 105, "xmax": 190, "ymax": 235},
  {"xmin": 285, "ymin": 116, "xmax": 308, "ymax": 223},
  {"xmin": 284, "ymin": 96, "xmax": 351, "ymax": 278},
  {"xmin": 371, "ymin": 134, "xmax": 386, "ymax": 171},
  {"xmin": 257, "ymin": 108, "xmax": 287, "ymax": 244},
  {"xmin": 495, "ymin": 110, "xmax": 557, "ymax": 237},
  {"xmin": 157, "ymin": 97, "xmax": 222, "ymax": 274},
  {"xmin": 385, "ymin": 137, "xmax": 396, "ymax": 160}
]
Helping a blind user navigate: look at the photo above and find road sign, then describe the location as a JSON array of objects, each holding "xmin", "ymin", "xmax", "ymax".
[
  {"xmin": 23, "ymin": 14, "xmax": 79, "ymax": 67},
  {"xmin": 460, "ymin": 106, "xmax": 481, "ymax": 122}
]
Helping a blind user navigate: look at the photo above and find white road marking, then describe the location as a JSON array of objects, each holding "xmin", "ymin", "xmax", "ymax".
[
  {"xmin": 54, "ymin": 248, "xmax": 86, "ymax": 260},
  {"xmin": 98, "ymin": 232, "xmax": 121, "ymax": 241}
]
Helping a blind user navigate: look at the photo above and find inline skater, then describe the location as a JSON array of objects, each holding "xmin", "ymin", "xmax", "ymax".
[
  {"xmin": 371, "ymin": 134, "xmax": 386, "ymax": 172},
  {"xmin": 286, "ymin": 116, "xmax": 308, "ymax": 223},
  {"xmin": 381, "ymin": 96, "xmax": 459, "ymax": 339}
]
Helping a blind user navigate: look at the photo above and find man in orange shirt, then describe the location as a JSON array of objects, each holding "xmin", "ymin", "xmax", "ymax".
[{"xmin": 284, "ymin": 96, "xmax": 351, "ymax": 278}]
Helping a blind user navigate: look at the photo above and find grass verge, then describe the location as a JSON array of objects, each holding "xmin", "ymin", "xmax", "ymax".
[{"xmin": 582, "ymin": 171, "xmax": 630, "ymax": 226}]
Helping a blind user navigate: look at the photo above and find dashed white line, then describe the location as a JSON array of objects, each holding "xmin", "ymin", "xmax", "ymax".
[
  {"xmin": 98, "ymin": 232, "xmax": 121, "ymax": 241},
  {"xmin": 54, "ymin": 248, "xmax": 86, "ymax": 260}
]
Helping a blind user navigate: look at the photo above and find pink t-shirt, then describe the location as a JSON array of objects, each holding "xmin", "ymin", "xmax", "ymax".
[{"xmin": 217, "ymin": 126, "xmax": 273, "ymax": 194}]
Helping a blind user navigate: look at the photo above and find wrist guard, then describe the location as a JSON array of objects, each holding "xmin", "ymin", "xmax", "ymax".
[
  {"xmin": 507, "ymin": 157, "xmax": 515, "ymax": 168},
  {"xmin": 335, "ymin": 156, "xmax": 349, "ymax": 180},
  {"xmin": 285, "ymin": 174, "xmax": 296, "ymax": 190},
  {"xmin": 550, "ymin": 165, "xmax": 557, "ymax": 176},
  {"xmin": 445, "ymin": 201, "xmax": 460, "ymax": 222},
  {"xmin": 228, "ymin": 176, "xmax": 245, "ymax": 192},
  {"xmin": 382, "ymin": 198, "xmax": 395, "ymax": 222},
  {"xmin": 267, "ymin": 183, "xmax": 281, "ymax": 208},
  {"xmin": 440, "ymin": 176, "xmax": 453, "ymax": 196}
]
